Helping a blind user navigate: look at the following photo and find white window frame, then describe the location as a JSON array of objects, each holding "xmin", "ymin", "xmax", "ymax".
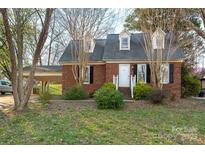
[
  {"xmin": 120, "ymin": 37, "xmax": 130, "ymax": 50},
  {"xmin": 83, "ymin": 66, "xmax": 90, "ymax": 84},
  {"xmin": 137, "ymin": 64, "xmax": 147, "ymax": 83},
  {"xmin": 160, "ymin": 64, "xmax": 169, "ymax": 84}
]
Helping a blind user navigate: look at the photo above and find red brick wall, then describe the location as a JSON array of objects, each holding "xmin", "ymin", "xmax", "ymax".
[
  {"xmin": 104, "ymin": 63, "xmax": 182, "ymax": 97},
  {"xmin": 62, "ymin": 62, "xmax": 182, "ymax": 97},
  {"xmin": 62, "ymin": 65, "xmax": 75, "ymax": 93},
  {"xmin": 163, "ymin": 63, "xmax": 182, "ymax": 97},
  {"xmin": 62, "ymin": 64, "xmax": 105, "ymax": 94},
  {"xmin": 105, "ymin": 63, "xmax": 119, "ymax": 82}
]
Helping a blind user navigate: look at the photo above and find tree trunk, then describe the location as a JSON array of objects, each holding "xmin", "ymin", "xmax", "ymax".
[
  {"xmin": 24, "ymin": 9, "xmax": 53, "ymax": 107},
  {"xmin": 0, "ymin": 8, "xmax": 54, "ymax": 111},
  {"xmin": 0, "ymin": 8, "xmax": 20, "ymax": 109}
]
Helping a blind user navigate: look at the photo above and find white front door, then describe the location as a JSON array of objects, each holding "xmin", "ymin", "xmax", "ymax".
[{"xmin": 119, "ymin": 64, "xmax": 130, "ymax": 87}]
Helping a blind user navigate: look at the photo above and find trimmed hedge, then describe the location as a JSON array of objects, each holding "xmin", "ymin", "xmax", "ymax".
[
  {"xmin": 94, "ymin": 84, "xmax": 124, "ymax": 109},
  {"xmin": 101, "ymin": 82, "xmax": 116, "ymax": 90},
  {"xmin": 133, "ymin": 83, "xmax": 153, "ymax": 100}
]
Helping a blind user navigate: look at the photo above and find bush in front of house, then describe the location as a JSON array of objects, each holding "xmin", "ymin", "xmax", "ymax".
[
  {"xmin": 63, "ymin": 85, "xmax": 88, "ymax": 100},
  {"xmin": 94, "ymin": 85, "xmax": 124, "ymax": 109},
  {"xmin": 149, "ymin": 88, "xmax": 170, "ymax": 104},
  {"xmin": 182, "ymin": 66, "xmax": 201, "ymax": 97},
  {"xmin": 38, "ymin": 91, "xmax": 52, "ymax": 107},
  {"xmin": 133, "ymin": 82, "xmax": 153, "ymax": 100},
  {"xmin": 101, "ymin": 82, "xmax": 116, "ymax": 90}
]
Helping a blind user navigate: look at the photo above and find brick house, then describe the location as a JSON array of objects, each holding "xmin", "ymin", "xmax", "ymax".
[{"xmin": 59, "ymin": 30, "xmax": 184, "ymax": 97}]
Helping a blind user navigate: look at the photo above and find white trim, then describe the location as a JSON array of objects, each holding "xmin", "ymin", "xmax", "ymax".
[
  {"xmin": 105, "ymin": 60, "xmax": 183, "ymax": 63},
  {"xmin": 137, "ymin": 64, "xmax": 147, "ymax": 83},
  {"xmin": 59, "ymin": 61, "xmax": 105, "ymax": 65},
  {"xmin": 120, "ymin": 37, "xmax": 130, "ymax": 50},
  {"xmin": 60, "ymin": 60, "xmax": 184, "ymax": 65}
]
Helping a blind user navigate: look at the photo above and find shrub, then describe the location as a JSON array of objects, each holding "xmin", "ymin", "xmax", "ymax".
[
  {"xmin": 182, "ymin": 66, "xmax": 200, "ymax": 97},
  {"xmin": 170, "ymin": 93, "xmax": 177, "ymax": 102},
  {"xmin": 89, "ymin": 92, "xmax": 95, "ymax": 98},
  {"xmin": 33, "ymin": 86, "xmax": 40, "ymax": 94},
  {"xmin": 149, "ymin": 88, "xmax": 170, "ymax": 104},
  {"xmin": 38, "ymin": 91, "xmax": 52, "ymax": 107},
  {"xmin": 63, "ymin": 86, "xmax": 88, "ymax": 100},
  {"xmin": 101, "ymin": 82, "xmax": 116, "ymax": 90},
  {"xmin": 133, "ymin": 83, "xmax": 153, "ymax": 100},
  {"xmin": 94, "ymin": 87, "xmax": 124, "ymax": 109}
]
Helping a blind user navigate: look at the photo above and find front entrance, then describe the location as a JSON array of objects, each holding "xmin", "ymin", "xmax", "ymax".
[{"xmin": 119, "ymin": 64, "xmax": 130, "ymax": 87}]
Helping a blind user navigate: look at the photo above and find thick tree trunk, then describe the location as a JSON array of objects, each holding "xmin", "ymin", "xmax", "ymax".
[{"xmin": 0, "ymin": 9, "xmax": 20, "ymax": 109}]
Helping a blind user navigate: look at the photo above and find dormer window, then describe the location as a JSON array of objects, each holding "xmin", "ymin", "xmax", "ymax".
[
  {"xmin": 119, "ymin": 30, "xmax": 130, "ymax": 50},
  {"xmin": 84, "ymin": 33, "xmax": 95, "ymax": 53},
  {"xmin": 152, "ymin": 28, "xmax": 165, "ymax": 49},
  {"xmin": 84, "ymin": 39, "xmax": 95, "ymax": 53}
]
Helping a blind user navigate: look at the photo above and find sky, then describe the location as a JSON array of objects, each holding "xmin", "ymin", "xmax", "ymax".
[{"xmin": 113, "ymin": 9, "xmax": 132, "ymax": 33}]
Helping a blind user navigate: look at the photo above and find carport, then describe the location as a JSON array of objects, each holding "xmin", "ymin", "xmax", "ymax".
[{"xmin": 23, "ymin": 66, "xmax": 62, "ymax": 93}]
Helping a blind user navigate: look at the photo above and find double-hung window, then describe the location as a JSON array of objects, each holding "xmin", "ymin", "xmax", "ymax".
[
  {"xmin": 160, "ymin": 64, "xmax": 169, "ymax": 84},
  {"xmin": 83, "ymin": 66, "xmax": 90, "ymax": 84},
  {"xmin": 137, "ymin": 64, "xmax": 147, "ymax": 83},
  {"xmin": 120, "ymin": 37, "xmax": 130, "ymax": 50}
]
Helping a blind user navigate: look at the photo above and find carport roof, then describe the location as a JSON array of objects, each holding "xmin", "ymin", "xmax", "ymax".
[{"xmin": 23, "ymin": 65, "xmax": 62, "ymax": 73}]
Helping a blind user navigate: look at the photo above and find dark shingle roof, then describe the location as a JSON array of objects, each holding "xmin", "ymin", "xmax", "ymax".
[
  {"xmin": 59, "ymin": 33, "xmax": 184, "ymax": 63},
  {"xmin": 59, "ymin": 39, "xmax": 106, "ymax": 62},
  {"xmin": 23, "ymin": 65, "xmax": 62, "ymax": 73}
]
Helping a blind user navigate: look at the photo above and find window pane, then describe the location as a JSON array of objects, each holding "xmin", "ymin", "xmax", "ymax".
[
  {"xmin": 161, "ymin": 64, "xmax": 169, "ymax": 83},
  {"xmin": 1, "ymin": 81, "xmax": 7, "ymax": 85},
  {"xmin": 121, "ymin": 38, "xmax": 128, "ymax": 48},
  {"xmin": 138, "ymin": 64, "xmax": 146, "ymax": 82},
  {"xmin": 84, "ymin": 66, "xmax": 90, "ymax": 83}
]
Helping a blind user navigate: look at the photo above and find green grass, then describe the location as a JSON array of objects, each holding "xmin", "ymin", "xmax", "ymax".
[
  {"xmin": 48, "ymin": 84, "xmax": 62, "ymax": 95},
  {"xmin": 1, "ymin": 103, "xmax": 205, "ymax": 144}
]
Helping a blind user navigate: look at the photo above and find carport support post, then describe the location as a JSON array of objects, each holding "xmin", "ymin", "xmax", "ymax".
[{"xmin": 42, "ymin": 81, "xmax": 44, "ymax": 93}]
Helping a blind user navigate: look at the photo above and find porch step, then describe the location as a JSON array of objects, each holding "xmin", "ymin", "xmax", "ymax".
[{"xmin": 118, "ymin": 87, "xmax": 132, "ymax": 100}]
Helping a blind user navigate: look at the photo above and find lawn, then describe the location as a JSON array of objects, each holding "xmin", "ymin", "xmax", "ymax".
[
  {"xmin": 0, "ymin": 99, "xmax": 205, "ymax": 144},
  {"xmin": 48, "ymin": 84, "xmax": 62, "ymax": 95}
]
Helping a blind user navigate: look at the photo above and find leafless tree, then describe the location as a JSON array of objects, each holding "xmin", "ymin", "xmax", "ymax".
[
  {"xmin": 0, "ymin": 8, "xmax": 53, "ymax": 111},
  {"xmin": 58, "ymin": 8, "xmax": 118, "ymax": 85},
  {"xmin": 135, "ymin": 9, "xmax": 191, "ymax": 88}
]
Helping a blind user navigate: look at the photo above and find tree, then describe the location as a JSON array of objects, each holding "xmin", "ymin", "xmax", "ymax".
[
  {"xmin": 0, "ymin": 8, "xmax": 53, "ymax": 111},
  {"xmin": 59, "ymin": 8, "xmax": 117, "ymax": 85},
  {"xmin": 0, "ymin": 17, "xmax": 11, "ymax": 80},
  {"xmin": 184, "ymin": 9, "xmax": 205, "ymax": 68},
  {"xmin": 125, "ymin": 9, "xmax": 205, "ymax": 69},
  {"xmin": 125, "ymin": 9, "xmax": 188, "ymax": 88}
]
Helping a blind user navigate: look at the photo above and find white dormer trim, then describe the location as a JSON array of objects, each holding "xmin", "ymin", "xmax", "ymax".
[
  {"xmin": 119, "ymin": 30, "xmax": 131, "ymax": 50},
  {"xmin": 152, "ymin": 28, "xmax": 165, "ymax": 50},
  {"xmin": 84, "ymin": 33, "xmax": 95, "ymax": 53},
  {"xmin": 88, "ymin": 39, "xmax": 95, "ymax": 53}
]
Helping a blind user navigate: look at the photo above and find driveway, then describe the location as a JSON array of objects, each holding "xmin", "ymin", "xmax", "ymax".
[
  {"xmin": 0, "ymin": 94, "xmax": 13, "ymax": 109},
  {"xmin": 0, "ymin": 94, "xmax": 38, "ymax": 110}
]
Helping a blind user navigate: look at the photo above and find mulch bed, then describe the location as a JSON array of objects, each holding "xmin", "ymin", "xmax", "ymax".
[{"xmin": 47, "ymin": 98, "xmax": 205, "ymax": 112}]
